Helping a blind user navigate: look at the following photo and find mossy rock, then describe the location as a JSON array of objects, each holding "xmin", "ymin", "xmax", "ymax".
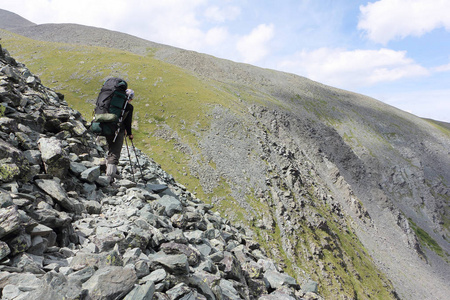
[
  {"xmin": 0, "ymin": 104, "xmax": 6, "ymax": 117},
  {"xmin": 0, "ymin": 161, "xmax": 20, "ymax": 182}
]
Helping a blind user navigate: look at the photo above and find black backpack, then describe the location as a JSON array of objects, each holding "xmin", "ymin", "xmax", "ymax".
[{"xmin": 91, "ymin": 77, "xmax": 128, "ymax": 136}]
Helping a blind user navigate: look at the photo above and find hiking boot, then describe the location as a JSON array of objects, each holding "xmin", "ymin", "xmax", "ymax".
[{"xmin": 106, "ymin": 164, "xmax": 122, "ymax": 179}]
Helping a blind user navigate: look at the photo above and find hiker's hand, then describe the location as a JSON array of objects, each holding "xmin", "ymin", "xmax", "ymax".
[{"xmin": 128, "ymin": 134, "xmax": 134, "ymax": 140}]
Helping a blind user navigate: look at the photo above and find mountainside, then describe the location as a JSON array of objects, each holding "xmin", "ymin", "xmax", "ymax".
[
  {"xmin": 0, "ymin": 9, "xmax": 449, "ymax": 300},
  {"xmin": 0, "ymin": 39, "xmax": 325, "ymax": 300}
]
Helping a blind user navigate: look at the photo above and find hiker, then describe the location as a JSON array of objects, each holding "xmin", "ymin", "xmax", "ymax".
[{"xmin": 105, "ymin": 88, "xmax": 134, "ymax": 183}]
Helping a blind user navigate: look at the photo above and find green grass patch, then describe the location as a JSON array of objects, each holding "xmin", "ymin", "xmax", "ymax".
[
  {"xmin": 424, "ymin": 118, "xmax": 450, "ymax": 137},
  {"xmin": 408, "ymin": 218, "xmax": 448, "ymax": 260}
]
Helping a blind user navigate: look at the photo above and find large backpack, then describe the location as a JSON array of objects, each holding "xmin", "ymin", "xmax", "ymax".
[{"xmin": 91, "ymin": 77, "xmax": 128, "ymax": 136}]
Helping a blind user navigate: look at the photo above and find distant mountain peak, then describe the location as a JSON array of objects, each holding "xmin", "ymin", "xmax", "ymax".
[{"xmin": 0, "ymin": 9, "xmax": 36, "ymax": 30}]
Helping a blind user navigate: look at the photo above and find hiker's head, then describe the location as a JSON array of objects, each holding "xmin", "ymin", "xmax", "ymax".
[{"xmin": 126, "ymin": 89, "xmax": 134, "ymax": 101}]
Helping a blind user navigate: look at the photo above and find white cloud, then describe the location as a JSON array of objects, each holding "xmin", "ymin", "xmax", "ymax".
[
  {"xmin": 433, "ymin": 62, "xmax": 450, "ymax": 72},
  {"xmin": 204, "ymin": 27, "xmax": 230, "ymax": 46},
  {"xmin": 277, "ymin": 48, "xmax": 429, "ymax": 89},
  {"xmin": 204, "ymin": 5, "xmax": 241, "ymax": 23},
  {"xmin": 118, "ymin": 0, "xmax": 208, "ymax": 50},
  {"xmin": 3, "ymin": 0, "xmax": 131, "ymax": 28},
  {"xmin": 358, "ymin": 0, "xmax": 450, "ymax": 44},
  {"xmin": 374, "ymin": 89, "xmax": 450, "ymax": 122},
  {"xmin": 237, "ymin": 23, "xmax": 275, "ymax": 64}
]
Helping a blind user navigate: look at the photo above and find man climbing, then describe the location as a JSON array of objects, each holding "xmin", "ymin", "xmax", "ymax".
[{"xmin": 106, "ymin": 88, "xmax": 134, "ymax": 183}]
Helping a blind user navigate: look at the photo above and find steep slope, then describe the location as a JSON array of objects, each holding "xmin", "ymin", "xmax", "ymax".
[
  {"xmin": 170, "ymin": 53, "xmax": 450, "ymax": 299},
  {"xmin": 0, "ymin": 10, "xmax": 449, "ymax": 299},
  {"xmin": 0, "ymin": 41, "xmax": 326, "ymax": 300}
]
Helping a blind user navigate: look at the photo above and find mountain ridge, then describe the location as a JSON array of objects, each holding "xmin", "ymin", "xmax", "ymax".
[
  {"xmin": 0, "ymin": 9, "xmax": 449, "ymax": 299},
  {"xmin": 0, "ymin": 9, "xmax": 36, "ymax": 30}
]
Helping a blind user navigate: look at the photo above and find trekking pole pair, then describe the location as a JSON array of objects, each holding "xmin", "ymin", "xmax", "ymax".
[{"xmin": 124, "ymin": 135, "xmax": 144, "ymax": 183}]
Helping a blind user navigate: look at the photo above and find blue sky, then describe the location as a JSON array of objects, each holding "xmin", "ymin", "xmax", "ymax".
[{"xmin": 2, "ymin": 0, "xmax": 450, "ymax": 122}]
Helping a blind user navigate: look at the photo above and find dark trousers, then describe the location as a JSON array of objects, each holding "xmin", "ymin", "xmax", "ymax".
[{"xmin": 106, "ymin": 129, "xmax": 125, "ymax": 165}]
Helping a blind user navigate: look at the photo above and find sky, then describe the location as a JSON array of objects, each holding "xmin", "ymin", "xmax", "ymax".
[{"xmin": 1, "ymin": 0, "xmax": 450, "ymax": 122}]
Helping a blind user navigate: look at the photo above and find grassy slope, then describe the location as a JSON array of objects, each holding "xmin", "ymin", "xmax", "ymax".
[
  {"xmin": 2, "ymin": 31, "xmax": 400, "ymax": 299},
  {"xmin": 1, "ymin": 30, "xmax": 237, "ymax": 200}
]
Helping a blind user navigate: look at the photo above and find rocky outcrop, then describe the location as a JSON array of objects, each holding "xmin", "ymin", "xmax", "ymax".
[{"xmin": 0, "ymin": 44, "xmax": 322, "ymax": 299}]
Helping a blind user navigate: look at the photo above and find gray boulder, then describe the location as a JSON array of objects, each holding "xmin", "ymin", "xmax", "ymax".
[
  {"xmin": 156, "ymin": 195, "xmax": 182, "ymax": 217},
  {"xmin": 263, "ymin": 271, "xmax": 298, "ymax": 290},
  {"xmin": 123, "ymin": 281, "xmax": 155, "ymax": 300},
  {"xmin": 69, "ymin": 161, "xmax": 87, "ymax": 175},
  {"xmin": 38, "ymin": 137, "xmax": 70, "ymax": 178},
  {"xmin": 80, "ymin": 166, "xmax": 100, "ymax": 183},
  {"xmin": 150, "ymin": 253, "xmax": 190, "ymax": 275},
  {"xmin": 82, "ymin": 266, "xmax": 137, "ymax": 300},
  {"xmin": 160, "ymin": 242, "xmax": 201, "ymax": 266},
  {"xmin": 0, "ymin": 240, "xmax": 11, "ymax": 260},
  {"xmin": 142, "ymin": 269, "xmax": 167, "ymax": 284},
  {"xmin": 33, "ymin": 271, "xmax": 85, "ymax": 300},
  {"xmin": 302, "ymin": 279, "xmax": 319, "ymax": 294},
  {"xmin": 35, "ymin": 179, "xmax": 81, "ymax": 213},
  {"xmin": 23, "ymin": 149, "xmax": 42, "ymax": 165},
  {"xmin": 0, "ymin": 206, "xmax": 21, "ymax": 239}
]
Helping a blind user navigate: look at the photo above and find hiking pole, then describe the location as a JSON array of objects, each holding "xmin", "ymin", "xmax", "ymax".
[
  {"xmin": 113, "ymin": 99, "xmax": 128, "ymax": 143},
  {"xmin": 124, "ymin": 134, "xmax": 135, "ymax": 182},
  {"xmin": 130, "ymin": 138, "xmax": 145, "ymax": 182}
]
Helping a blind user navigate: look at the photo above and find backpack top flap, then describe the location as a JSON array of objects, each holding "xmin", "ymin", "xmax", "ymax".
[{"xmin": 94, "ymin": 77, "xmax": 128, "ymax": 115}]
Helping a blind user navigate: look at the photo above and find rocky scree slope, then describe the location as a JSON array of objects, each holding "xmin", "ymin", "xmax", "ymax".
[
  {"xmin": 0, "ymin": 45, "xmax": 323, "ymax": 299},
  {"xmin": 153, "ymin": 46, "xmax": 450, "ymax": 299},
  {"xmin": 186, "ymin": 75, "xmax": 450, "ymax": 299},
  {"xmin": 146, "ymin": 37, "xmax": 450, "ymax": 299}
]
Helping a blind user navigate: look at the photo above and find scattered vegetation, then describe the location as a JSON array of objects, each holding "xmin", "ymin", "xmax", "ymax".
[
  {"xmin": 408, "ymin": 218, "xmax": 449, "ymax": 261},
  {"xmin": 424, "ymin": 118, "xmax": 450, "ymax": 137}
]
